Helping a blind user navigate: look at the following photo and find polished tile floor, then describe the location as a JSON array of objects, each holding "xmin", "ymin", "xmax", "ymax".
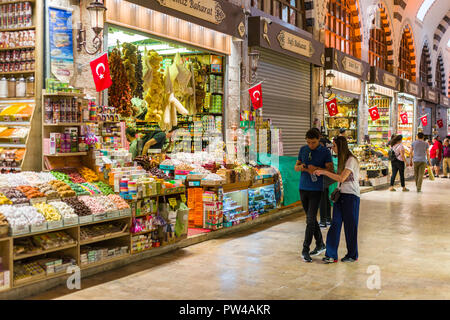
[{"xmin": 30, "ymin": 178, "xmax": 450, "ymax": 300}]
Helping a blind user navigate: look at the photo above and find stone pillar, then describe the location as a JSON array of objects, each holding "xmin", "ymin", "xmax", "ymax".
[
  {"xmin": 226, "ymin": 39, "xmax": 242, "ymax": 128},
  {"xmin": 358, "ymin": 81, "xmax": 368, "ymax": 144}
]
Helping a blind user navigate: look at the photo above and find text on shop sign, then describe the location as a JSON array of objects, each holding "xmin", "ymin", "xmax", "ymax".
[
  {"xmin": 156, "ymin": 0, "xmax": 226, "ymax": 24},
  {"xmin": 277, "ymin": 30, "xmax": 313, "ymax": 57},
  {"xmin": 383, "ymin": 73, "xmax": 396, "ymax": 88},
  {"xmin": 342, "ymin": 57, "xmax": 362, "ymax": 75}
]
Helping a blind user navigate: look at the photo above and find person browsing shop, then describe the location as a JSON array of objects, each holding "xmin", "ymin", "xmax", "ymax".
[
  {"xmin": 141, "ymin": 127, "xmax": 167, "ymax": 156},
  {"xmin": 389, "ymin": 134, "xmax": 409, "ymax": 192},
  {"xmin": 430, "ymin": 136, "xmax": 443, "ymax": 178},
  {"xmin": 315, "ymin": 136, "xmax": 361, "ymax": 263},
  {"xmin": 295, "ymin": 128, "xmax": 334, "ymax": 263},
  {"xmin": 125, "ymin": 127, "xmax": 140, "ymax": 160},
  {"xmin": 409, "ymin": 132, "xmax": 430, "ymax": 192},
  {"xmin": 442, "ymin": 138, "xmax": 450, "ymax": 178}
]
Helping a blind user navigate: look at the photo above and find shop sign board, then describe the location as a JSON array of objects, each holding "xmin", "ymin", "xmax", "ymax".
[
  {"xmin": 248, "ymin": 14, "xmax": 324, "ymax": 66},
  {"xmin": 399, "ymin": 79, "xmax": 421, "ymax": 98},
  {"xmin": 440, "ymin": 94, "xmax": 449, "ymax": 107},
  {"xmin": 324, "ymin": 48, "xmax": 369, "ymax": 81},
  {"xmin": 369, "ymin": 66, "xmax": 399, "ymax": 91},
  {"xmin": 123, "ymin": 0, "xmax": 245, "ymax": 39},
  {"xmin": 422, "ymin": 86, "xmax": 439, "ymax": 104}
]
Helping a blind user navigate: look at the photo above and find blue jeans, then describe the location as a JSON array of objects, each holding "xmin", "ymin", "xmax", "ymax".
[{"xmin": 325, "ymin": 193, "xmax": 360, "ymax": 260}]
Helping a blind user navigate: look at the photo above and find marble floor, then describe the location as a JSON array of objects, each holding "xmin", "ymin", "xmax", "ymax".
[{"xmin": 30, "ymin": 178, "xmax": 450, "ymax": 300}]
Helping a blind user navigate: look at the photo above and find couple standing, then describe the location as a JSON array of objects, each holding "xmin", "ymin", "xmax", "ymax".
[{"xmin": 295, "ymin": 129, "xmax": 361, "ymax": 264}]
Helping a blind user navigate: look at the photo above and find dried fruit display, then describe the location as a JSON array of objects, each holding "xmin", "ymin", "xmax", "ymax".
[
  {"xmin": 134, "ymin": 50, "xmax": 144, "ymax": 99},
  {"xmin": 122, "ymin": 42, "xmax": 138, "ymax": 95},
  {"xmin": 143, "ymin": 50, "xmax": 165, "ymax": 123},
  {"xmin": 108, "ymin": 47, "xmax": 132, "ymax": 117}
]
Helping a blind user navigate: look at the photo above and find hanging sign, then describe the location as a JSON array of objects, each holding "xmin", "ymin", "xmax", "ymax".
[
  {"xmin": 437, "ymin": 119, "xmax": 444, "ymax": 128},
  {"xmin": 249, "ymin": 83, "xmax": 263, "ymax": 110},
  {"xmin": 342, "ymin": 56, "xmax": 363, "ymax": 76},
  {"xmin": 48, "ymin": 7, "xmax": 74, "ymax": 83},
  {"xmin": 277, "ymin": 30, "xmax": 314, "ymax": 58},
  {"xmin": 383, "ymin": 73, "xmax": 396, "ymax": 88},
  {"xmin": 420, "ymin": 115, "xmax": 428, "ymax": 127},
  {"xmin": 90, "ymin": 53, "xmax": 113, "ymax": 92},
  {"xmin": 155, "ymin": 0, "xmax": 225, "ymax": 24},
  {"xmin": 368, "ymin": 105, "xmax": 380, "ymax": 121},
  {"xmin": 400, "ymin": 112, "xmax": 408, "ymax": 124},
  {"xmin": 408, "ymin": 82, "xmax": 419, "ymax": 96},
  {"xmin": 326, "ymin": 98, "xmax": 338, "ymax": 117}
]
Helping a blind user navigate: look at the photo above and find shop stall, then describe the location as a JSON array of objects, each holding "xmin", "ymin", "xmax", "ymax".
[
  {"xmin": 323, "ymin": 48, "xmax": 369, "ymax": 146},
  {"xmin": 437, "ymin": 94, "xmax": 449, "ymax": 139},
  {"xmin": 398, "ymin": 80, "xmax": 420, "ymax": 143},
  {"xmin": 367, "ymin": 67, "xmax": 400, "ymax": 146},
  {"xmin": 419, "ymin": 86, "xmax": 439, "ymax": 140},
  {"xmin": 247, "ymin": 12, "xmax": 324, "ymax": 157}
]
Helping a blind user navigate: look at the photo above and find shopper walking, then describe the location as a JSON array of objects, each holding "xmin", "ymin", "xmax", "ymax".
[
  {"xmin": 409, "ymin": 132, "xmax": 430, "ymax": 192},
  {"xmin": 389, "ymin": 135, "xmax": 409, "ymax": 192},
  {"xmin": 430, "ymin": 136, "xmax": 443, "ymax": 177},
  {"xmin": 442, "ymin": 138, "xmax": 450, "ymax": 178},
  {"xmin": 295, "ymin": 129, "xmax": 334, "ymax": 262},
  {"xmin": 315, "ymin": 136, "xmax": 360, "ymax": 263},
  {"xmin": 316, "ymin": 130, "xmax": 333, "ymax": 228}
]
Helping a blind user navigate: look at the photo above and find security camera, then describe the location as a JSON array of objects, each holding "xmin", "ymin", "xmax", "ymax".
[{"xmin": 261, "ymin": 17, "xmax": 272, "ymax": 24}]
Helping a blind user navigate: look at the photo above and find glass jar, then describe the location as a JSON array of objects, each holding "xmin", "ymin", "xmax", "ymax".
[
  {"xmin": 0, "ymin": 77, "xmax": 7, "ymax": 98},
  {"xmin": 8, "ymin": 77, "xmax": 16, "ymax": 98},
  {"xmin": 16, "ymin": 75, "xmax": 26, "ymax": 97},
  {"xmin": 26, "ymin": 75, "xmax": 34, "ymax": 97}
]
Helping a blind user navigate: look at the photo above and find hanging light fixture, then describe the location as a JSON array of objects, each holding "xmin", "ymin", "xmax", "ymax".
[
  {"xmin": 368, "ymin": 85, "xmax": 376, "ymax": 100},
  {"xmin": 77, "ymin": 0, "xmax": 107, "ymax": 55},
  {"xmin": 247, "ymin": 50, "xmax": 260, "ymax": 84},
  {"xmin": 319, "ymin": 71, "xmax": 335, "ymax": 99}
]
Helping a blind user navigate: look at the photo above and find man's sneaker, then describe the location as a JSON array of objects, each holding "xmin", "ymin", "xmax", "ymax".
[
  {"xmin": 341, "ymin": 256, "xmax": 358, "ymax": 262},
  {"xmin": 319, "ymin": 222, "xmax": 327, "ymax": 229},
  {"xmin": 389, "ymin": 187, "xmax": 396, "ymax": 192},
  {"xmin": 322, "ymin": 256, "xmax": 337, "ymax": 264},
  {"xmin": 442, "ymin": 176, "xmax": 448, "ymax": 178},
  {"xmin": 402, "ymin": 187, "xmax": 409, "ymax": 192},
  {"xmin": 302, "ymin": 252, "xmax": 312, "ymax": 263},
  {"xmin": 310, "ymin": 244, "xmax": 326, "ymax": 256}
]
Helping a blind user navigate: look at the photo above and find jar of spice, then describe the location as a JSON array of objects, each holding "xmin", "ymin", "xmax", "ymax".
[
  {"xmin": 0, "ymin": 76, "xmax": 7, "ymax": 98},
  {"xmin": 26, "ymin": 75, "xmax": 34, "ymax": 97},
  {"xmin": 8, "ymin": 76, "xmax": 16, "ymax": 98},
  {"xmin": 16, "ymin": 75, "xmax": 26, "ymax": 97}
]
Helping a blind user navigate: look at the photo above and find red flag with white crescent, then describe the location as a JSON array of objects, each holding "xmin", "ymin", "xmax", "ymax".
[
  {"xmin": 368, "ymin": 105, "xmax": 380, "ymax": 121},
  {"xmin": 90, "ymin": 53, "xmax": 113, "ymax": 92},
  {"xmin": 326, "ymin": 98, "xmax": 338, "ymax": 117},
  {"xmin": 437, "ymin": 119, "xmax": 443, "ymax": 128},
  {"xmin": 400, "ymin": 112, "xmax": 408, "ymax": 125},
  {"xmin": 249, "ymin": 83, "xmax": 263, "ymax": 110},
  {"xmin": 420, "ymin": 115, "xmax": 428, "ymax": 127}
]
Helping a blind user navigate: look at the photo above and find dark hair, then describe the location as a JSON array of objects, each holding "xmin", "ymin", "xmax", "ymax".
[
  {"xmin": 306, "ymin": 128, "xmax": 320, "ymax": 140},
  {"xmin": 168, "ymin": 126, "xmax": 179, "ymax": 133},
  {"xmin": 390, "ymin": 134, "xmax": 402, "ymax": 146},
  {"xmin": 333, "ymin": 136, "xmax": 357, "ymax": 174},
  {"xmin": 126, "ymin": 127, "xmax": 136, "ymax": 137},
  {"xmin": 417, "ymin": 132, "xmax": 424, "ymax": 139},
  {"xmin": 339, "ymin": 128, "xmax": 346, "ymax": 134}
]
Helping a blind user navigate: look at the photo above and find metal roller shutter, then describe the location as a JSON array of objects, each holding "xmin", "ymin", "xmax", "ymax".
[{"xmin": 258, "ymin": 48, "xmax": 311, "ymax": 157}]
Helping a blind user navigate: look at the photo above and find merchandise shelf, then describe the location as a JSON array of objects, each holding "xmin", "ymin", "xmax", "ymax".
[
  {"xmin": 0, "ymin": 46, "xmax": 35, "ymax": 51},
  {"xmin": 131, "ymin": 229, "xmax": 158, "ymax": 236},
  {"xmin": 13, "ymin": 243, "xmax": 78, "ymax": 261},
  {"xmin": 43, "ymin": 92, "xmax": 85, "ymax": 98},
  {"xmin": 79, "ymin": 232, "xmax": 130, "ymax": 246},
  {"xmin": 80, "ymin": 253, "xmax": 130, "ymax": 270},
  {"xmin": 43, "ymin": 152, "xmax": 88, "ymax": 157},
  {"xmin": 43, "ymin": 123, "xmax": 86, "ymax": 127},
  {"xmin": 0, "ymin": 70, "xmax": 35, "ymax": 76},
  {"xmin": 13, "ymin": 270, "xmax": 71, "ymax": 288}
]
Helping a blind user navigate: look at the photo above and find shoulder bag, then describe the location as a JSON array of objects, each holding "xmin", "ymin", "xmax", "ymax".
[{"xmin": 330, "ymin": 182, "xmax": 341, "ymax": 203}]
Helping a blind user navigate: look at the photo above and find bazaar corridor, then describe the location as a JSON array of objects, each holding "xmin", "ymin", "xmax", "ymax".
[{"xmin": 30, "ymin": 179, "xmax": 450, "ymax": 300}]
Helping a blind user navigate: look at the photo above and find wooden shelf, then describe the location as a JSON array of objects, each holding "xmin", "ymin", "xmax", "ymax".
[
  {"xmin": 44, "ymin": 152, "xmax": 88, "ymax": 157},
  {"xmin": 13, "ymin": 243, "xmax": 77, "ymax": 261},
  {"xmin": 0, "ymin": 121, "xmax": 30, "ymax": 126},
  {"xmin": 43, "ymin": 123, "xmax": 86, "ymax": 127},
  {"xmin": 131, "ymin": 229, "xmax": 157, "ymax": 236},
  {"xmin": 43, "ymin": 92, "xmax": 85, "ymax": 98},
  {"xmin": 0, "ymin": 26, "xmax": 35, "ymax": 32},
  {"xmin": 0, "ymin": 143, "xmax": 26, "ymax": 148},
  {"xmin": 250, "ymin": 181, "xmax": 275, "ymax": 189},
  {"xmin": 13, "ymin": 224, "xmax": 78, "ymax": 239},
  {"xmin": 80, "ymin": 253, "xmax": 130, "ymax": 270},
  {"xmin": 0, "ymin": 237, "xmax": 11, "ymax": 242},
  {"xmin": 0, "ymin": 46, "xmax": 35, "ymax": 51},
  {"xmin": 0, "ymin": 70, "xmax": 35, "ymax": 76},
  {"xmin": 0, "ymin": 0, "xmax": 35, "ymax": 5},
  {"xmin": 80, "ymin": 232, "xmax": 130, "ymax": 246},
  {"xmin": 0, "ymin": 97, "xmax": 35, "ymax": 102},
  {"xmin": 78, "ymin": 215, "xmax": 130, "ymax": 227},
  {"xmin": 13, "ymin": 271, "xmax": 71, "ymax": 289}
]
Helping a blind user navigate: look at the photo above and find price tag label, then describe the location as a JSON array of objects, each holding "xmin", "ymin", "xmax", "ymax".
[
  {"xmin": 180, "ymin": 194, "xmax": 186, "ymax": 203},
  {"xmin": 168, "ymin": 197, "xmax": 177, "ymax": 208}
]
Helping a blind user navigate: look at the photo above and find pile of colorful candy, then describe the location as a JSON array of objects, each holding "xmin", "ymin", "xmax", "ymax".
[
  {"xmin": 95, "ymin": 181, "xmax": 114, "ymax": 195},
  {"xmin": 0, "ymin": 188, "xmax": 29, "ymax": 205},
  {"xmin": 33, "ymin": 203, "xmax": 62, "ymax": 221},
  {"xmin": 0, "ymin": 205, "xmax": 46, "ymax": 228},
  {"xmin": 0, "ymin": 192, "xmax": 12, "ymax": 205},
  {"xmin": 78, "ymin": 196, "xmax": 106, "ymax": 215},
  {"xmin": 78, "ymin": 167, "xmax": 98, "ymax": 182},
  {"xmin": 49, "ymin": 201, "xmax": 78, "ymax": 219},
  {"xmin": 67, "ymin": 183, "xmax": 91, "ymax": 196},
  {"xmin": 48, "ymin": 180, "xmax": 76, "ymax": 198},
  {"xmin": 96, "ymin": 196, "xmax": 117, "ymax": 213},
  {"xmin": 108, "ymin": 194, "xmax": 130, "ymax": 210},
  {"xmin": 62, "ymin": 197, "xmax": 92, "ymax": 216},
  {"xmin": 36, "ymin": 183, "xmax": 60, "ymax": 199},
  {"xmin": 16, "ymin": 186, "xmax": 46, "ymax": 199},
  {"xmin": 50, "ymin": 171, "xmax": 71, "ymax": 184}
]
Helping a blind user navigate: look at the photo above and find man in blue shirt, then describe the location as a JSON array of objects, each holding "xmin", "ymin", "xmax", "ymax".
[{"xmin": 295, "ymin": 128, "xmax": 334, "ymax": 262}]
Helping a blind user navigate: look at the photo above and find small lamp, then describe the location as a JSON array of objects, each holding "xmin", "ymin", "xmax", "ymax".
[
  {"xmin": 247, "ymin": 51, "xmax": 260, "ymax": 84},
  {"xmin": 325, "ymin": 72, "xmax": 335, "ymax": 88},
  {"xmin": 77, "ymin": 0, "xmax": 107, "ymax": 55}
]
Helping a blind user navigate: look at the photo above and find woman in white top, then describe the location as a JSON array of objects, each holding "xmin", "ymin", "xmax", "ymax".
[
  {"xmin": 315, "ymin": 136, "xmax": 360, "ymax": 263},
  {"xmin": 389, "ymin": 134, "xmax": 409, "ymax": 192}
]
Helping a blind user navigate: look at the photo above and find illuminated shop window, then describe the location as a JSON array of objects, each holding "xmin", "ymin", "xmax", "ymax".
[
  {"xmin": 252, "ymin": 0, "xmax": 306, "ymax": 29},
  {"xmin": 398, "ymin": 29, "xmax": 416, "ymax": 82}
]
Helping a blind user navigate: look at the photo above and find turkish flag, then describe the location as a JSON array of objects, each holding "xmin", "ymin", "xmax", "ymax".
[
  {"xmin": 368, "ymin": 105, "xmax": 380, "ymax": 121},
  {"xmin": 249, "ymin": 83, "xmax": 263, "ymax": 110},
  {"xmin": 90, "ymin": 53, "xmax": 113, "ymax": 92},
  {"xmin": 437, "ymin": 119, "xmax": 443, "ymax": 128},
  {"xmin": 326, "ymin": 98, "xmax": 338, "ymax": 116},
  {"xmin": 420, "ymin": 115, "xmax": 428, "ymax": 127},
  {"xmin": 400, "ymin": 112, "xmax": 408, "ymax": 124}
]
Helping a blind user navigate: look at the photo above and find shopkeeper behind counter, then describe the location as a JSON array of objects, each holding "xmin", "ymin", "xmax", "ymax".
[{"xmin": 141, "ymin": 126, "xmax": 179, "ymax": 155}]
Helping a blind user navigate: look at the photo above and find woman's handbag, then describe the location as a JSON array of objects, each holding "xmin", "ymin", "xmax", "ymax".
[{"xmin": 330, "ymin": 183, "xmax": 341, "ymax": 203}]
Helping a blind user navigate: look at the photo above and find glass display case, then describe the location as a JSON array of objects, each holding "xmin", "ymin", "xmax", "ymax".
[
  {"xmin": 222, "ymin": 189, "xmax": 248, "ymax": 227},
  {"xmin": 248, "ymin": 185, "xmax": 276, "ymax": 216}
]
